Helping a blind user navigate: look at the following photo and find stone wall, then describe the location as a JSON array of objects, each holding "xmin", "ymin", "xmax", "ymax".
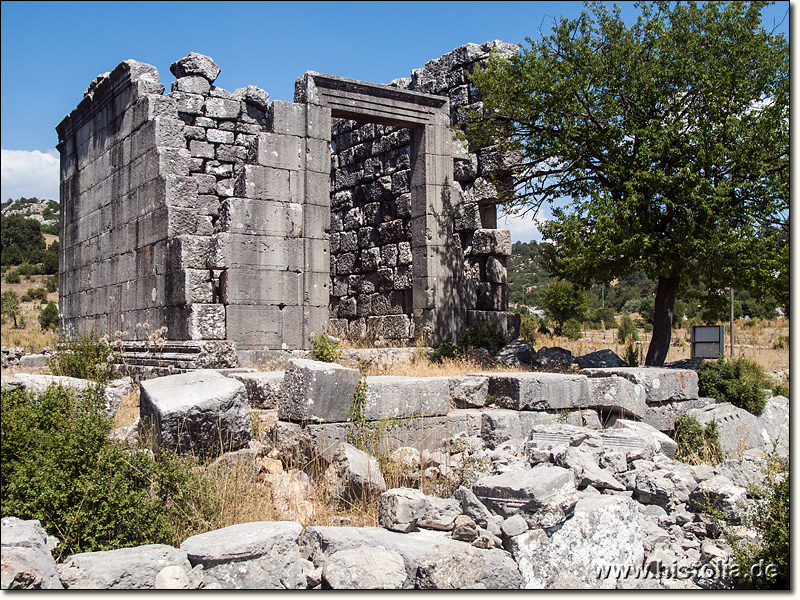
[{"xmin": 57, "ymin": 43, "xmax": 522, "ymax": 364}]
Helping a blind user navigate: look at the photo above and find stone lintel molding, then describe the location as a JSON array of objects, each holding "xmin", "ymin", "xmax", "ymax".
[
  {"xmin": 296, "ymin": 72, "xmax": 462, "ymax": 344},
  {"xmin": 295, "ymin": 72, "xmax": 448, "ymax": 127}
]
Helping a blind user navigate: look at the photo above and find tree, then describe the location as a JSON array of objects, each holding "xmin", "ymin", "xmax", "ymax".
[
  {"xmin": 39, "ymin": 301, "xmax": 59, "ymax": 331},
  {"xmin": 1, "ymin": 214, "xmax": 46, "ymax": 266},
  {"xmin": 1, "ymin": 291, "xmax": 21, "ymax": 328},
  {"xmin": 538, "ymin": 280, "xmax": 588, "ymax": 335},
  {"xmin": 467, "ymin": 1, "xmax": 788, "ymax": 365}
]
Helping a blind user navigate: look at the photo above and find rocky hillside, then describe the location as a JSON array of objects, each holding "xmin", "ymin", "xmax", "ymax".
[{"xmin": 1, "ymin": 197, "xmax": 59, "ymax": 229}]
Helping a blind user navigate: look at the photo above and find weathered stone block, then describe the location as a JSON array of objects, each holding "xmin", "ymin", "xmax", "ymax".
[
  {"xmin": 180, "ymin": 521, "xmax": 308, "ymax": 589},
  {"xmin": 279, "ymin": 359, "xmax": 362, "ymax": 423},
  {"xmin": 204, "ymin": 97, "xmax": 241, "ymax": 119},
  {"xmin": 139, "ymin": 369, "xmax": 251, "ymax": 457},
  {"xmin": 362, "ymin": 376, "xmax": 450, "ymax": 420},
  {"xmin": 228, "ymin": 371, "xmax": 283, "ymax": 409},
  {"xmin": 486, "ymin": 372, "xmax": 592, "ymax": 411},
  {"xmin": 587, "ymin": 375, "xmax": 647, "ymax": 419},
  {"xmin": 469, "ymin": 229, "xmax": 511, "ymax": 256},
  {"xmin": 583, "ymin": 367, "xmax": 699, "ymax": 404},
  {"xmin": 58, "ymin": 545, "xmax": 191, "ymax": 590},
  {"xmin": 253, "ymin": 132, "xmax": 302, "ymax": 170}
]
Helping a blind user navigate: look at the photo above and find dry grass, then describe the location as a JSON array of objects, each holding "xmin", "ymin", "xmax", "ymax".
[
  {"xmin": 545, "ymin": 317, "xmax": 789, "ymax": 373},
  {"xmin": 113, "ymin": 388, "xmax": 140, "ymax": 429}
]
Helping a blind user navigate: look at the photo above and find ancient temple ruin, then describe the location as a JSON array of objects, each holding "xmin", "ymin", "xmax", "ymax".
[{"xmin": 56, "ymin": 43, "xmax": 520, "ymax": 366}]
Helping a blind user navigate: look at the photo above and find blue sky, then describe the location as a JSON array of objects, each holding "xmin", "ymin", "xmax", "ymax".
[{"xmin": 0, "ymin": 1, "xmax": 790, "ymax": 242}]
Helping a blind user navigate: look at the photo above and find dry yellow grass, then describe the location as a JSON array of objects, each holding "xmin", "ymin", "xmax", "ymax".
[{"xmin": 546, "ymin": 317, "xmax": 789, "ymax": 373}]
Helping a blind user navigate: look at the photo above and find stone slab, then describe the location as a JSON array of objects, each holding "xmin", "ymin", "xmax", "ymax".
[
  {"xmin": 279, "ymin": 359, "xmax": 362, "ymax": 423},
  {"xmin": 227, "ymin": 371, "xmax": 283, "ymax": 409},
  {"xmin": 363, "ymin": 376, "xmax": 450, "ymax": 419},
  {"xmin": 583, "ymin": 367, "xmax": 699, "ymax": 404},
  {"xmin": 480, "ymin": 372, "xmax": 592, "ymax": 411}
]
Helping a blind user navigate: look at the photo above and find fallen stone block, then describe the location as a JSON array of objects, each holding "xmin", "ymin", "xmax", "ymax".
[
  {"xmin": 139, "ymin": 369, "xmax": 251, "ymax": 458},
  {"xmin": 302, "ymin": 526, "xmax": 477, "ymax": 589},
  {"xmin": 1, "ymin": 517, "xmax": 62, "ymax": 590},
  {"xmin": 475, "ymin": 548, "xmax": 523, "ymax": 589},
  {"xmin": 472, "ymin": 465, "xmax": 577, "ymax": 529},
  {"xmin": 554, "ymin": 446, "xmax": 626, "ymax": 492},
  {"xmin": 714, "ymin": 457, "xmax": 767, "ymax": 490},
  {"xmin": 448, "ymin": 375, "xmax": 489, "ymax": 409},
  {"xmin": 418, "ymin": 496, "xmax": 461, "ymax": 531},
  {"xmin": 484, "ymin": 372, "xmax": 591, "ymax": 411},
  {"xmin": 323, "ymin": 547, "xmax": 407, "ymax": 589},
  {"xmin": 325, "ymin": 442, "xmax": 386, "ymax": 503},
  {"xmin": 181, "ymin": 521, "xmax": 308, "ymax": 589},
  {"xmin": 757, "ymin": 396, "xmax": 789, "ymax": 457},
  {"xmin": 494, "ymin": 338, "xmax": 535, "ymax": 367},
  {"xmin": 583, "ymin": 367, "xmax": 699, "ymax": 404},
  {"xmin": 453, "ymin": 486, "xmax": 493, "ymax": 528},
  {"xmin": 687, "ymin": 402, "xmax": 762, "ymax": 456},
  {"xmin": 58, "ymin": 545, "xmax": 192, "ymax": 589},
  {"xmin": 18, "ymin": 354, "xmax": 48, "ymax": 369},
  {"xmin": 379, "ymin": 487, "xmax": 426, "ymax": 533},
  {"xmin": 451, "ymin": 515, "xmax": 479, "ymax": 542},
  {"xmin": 640, "ymin": 397, "xmax": 715, "ymax": 432},
  {"xmin": 228, "ymin": 371, "xmax": 283, "ymax": 409},
  {"xmin": 415, "ymin": 541, "xmax": 485, "ymax": 589},
  {"xmin": 509, "ymin": 496, "xmax": 644, "ymax": 589},
  {"xmin": 689, "ymin": 475, "xmax": 748, "ymax": 523},
  {"xmin": 154, "ymin": 564, "xmax": 204, "ymax": 589},
  {"xmin": 531, "ymin": 346, "xmax": 574, "ymax": 371},
  {"xmin": 8, "ymin": 373, "xmax": 93, "ymax": 399},
  {"xmin": 279, "ymin": 359, "xmax": 361, "ymax": 423},
  {"xmin": 574, "ymin": 349, "xmax": 625, "ymax": 369},
  {"xmin": 612, "ymin": 419, "xmax": 678, "ymax": 459},
  {"xmin": 448, "ymin": 409, "xmax": 482, "ymax": 437},
  {"xmin": 363, "ymin": 376, "xmax": 450, "ymax": 419},
  {"xmin": 587, "ymin": 375, "xmax": 647, "ymax": 420}
]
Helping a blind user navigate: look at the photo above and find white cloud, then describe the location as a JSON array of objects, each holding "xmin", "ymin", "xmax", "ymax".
[
  {"xmin": 497, "ymin": 208, "xmax": 549, "ymax": 244},
  {"xmin": 1, "ymin": 148, "xmax": 60, "ymax": 202}
]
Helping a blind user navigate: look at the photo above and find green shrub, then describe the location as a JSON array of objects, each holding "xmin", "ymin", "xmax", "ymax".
[
  {"xmin": 727, "ymin": 455, "xmax": 789, "ymax": 589},
  {"xmin": 1, "ymin": 385, "xmax": 218, "ymax": 558},
  {"xmin": 617, "ymin": 313, "xmax": 638, "ymax": 344},
  {"xmin": 697, "ymin": 357, "xmax": 769, "ymax": 414},
  {"xmin": 5, "ymin": 270, "xmax": 20, "ymax": 284},
  {"xmin": 26, "ymin": 287, "xmax": 48, "ymax": 302},
  {"xmin": 518, "ymin": 313, "xmax": 538, "ymax": 343},
  {"xmin": 459, "ymin": 322, "xmax": 507, "ymax": 355},
  {"xmin": 38, "ymin": 301, "xmax": 58, "ymax": 331},
  {"xmin": 772, "ymin": 385, "xmax": 789, "ymax": 398},
  {"xmin": 45, "ymin": 275, "xmax": 58, "ymax": 293},
  {"xmin": 622, "ymin": 335, "xmax": 643, "ymax": 367},
  {"xmin": 47, "ymin": 332, "xmax": 117, "ymax": 384},
  {"xmin": 430, "ymin": 340, "xmax": 459, "ymax": 363},
  {"xmin": 561, "ymin": 318, "xmax": 583, "ymax": 340},
  {"xmin": 537, "ymin": 317, "xmax": 551, "ymax": 335},
  {"xmin": 772, "ymin": 335, "xmax": 788, "ymax": 349},
  {"xmin": 673, "ymin": 414, "xmax": 724, "ymax": 465},
  {"xmin": 310, "ymin": 332, "xmax": 341, "ymax": 363}
]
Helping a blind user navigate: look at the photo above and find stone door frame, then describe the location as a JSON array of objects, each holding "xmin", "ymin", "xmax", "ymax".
[{"xmin": 296, "ymin": 72, "xmax": 465, "ymax": 342}]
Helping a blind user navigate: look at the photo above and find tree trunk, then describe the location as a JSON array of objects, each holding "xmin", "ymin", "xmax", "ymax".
[{"xmin": 645, "ymin": 275, "xmax": 680, "ymax": 366}]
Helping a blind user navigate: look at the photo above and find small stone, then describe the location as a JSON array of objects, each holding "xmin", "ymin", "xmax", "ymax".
[
  {"xmin": 451, "ymin": 515, "xmax": 479, "ymax": 542},
  {"xmin": 170, "ymin": 52, "xmax": 221, "ymax": 83}
]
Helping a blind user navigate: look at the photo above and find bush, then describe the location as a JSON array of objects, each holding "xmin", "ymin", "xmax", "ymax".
[
  {"xmin": 45, "ymin": 275, "xmax": 58, "ymax": 293},
  {"xmin": 518, "ymin": 313, "xmax": 538, "ymax": 344},
  {"xmin": 561, "ymin": 318, "xmax": 583, "ymax": 340},
  {"xmin": 459, "ymin": 322, "xmax": 508, "ymax": 355},
  {"xmin": 26, "ymin": 287, "xmax": 48, "ymax": 302},
  {"xmin": 617, "ymin": 313, "xmax": 638, "ymax": 344},
  {"xmin": 310, "ymin": 332, "xmax": 341, "ymax": 363},
  {"xmin": 5, "ymin": 270, "xmax": 20, "ymax": 284},
  {"xmin": 39, "ymin": 301, "xmax": 58, "ymax": 331},
  {"xmin": 697, "ymin": 357, "xmax": 769, "ymax": 414},
  {"xmin": 727, "ymin": 455, "xmax": 789, "ymax": 589},
  {"xmin": 537, "ymin": 317, "xmax": 551, "ymax": 335},
  {"xmin": 430, "ymin": 340, "xmax": 459, "ymax": 363},
  {"xmin": 539, "ymin": 280, "xmax": 588, "ymax": 335},
  {"xmin": 673, "ymin": 414, "xmax": 724, "ymax": 465},
  {"xmin": 1, "ymin": 385, "xmax": 218, "ymax": 558},
  {"xmin": 47, "ymin": 332, "xmax": 117, "ymax": 385}
]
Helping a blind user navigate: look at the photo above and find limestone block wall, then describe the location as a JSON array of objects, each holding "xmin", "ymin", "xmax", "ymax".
[
  {"xmin": 58, "ymin": 43, "xmax": 521, "ymax": 362},
  {"xmin": 56, "ymin": 60, "xmax": 184, "ymax": 340}
]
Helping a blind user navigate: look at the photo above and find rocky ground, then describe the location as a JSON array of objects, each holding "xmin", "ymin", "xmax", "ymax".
[{"xmin": 1, "ymin": 343, "xmax": 789, "ymax": 589}]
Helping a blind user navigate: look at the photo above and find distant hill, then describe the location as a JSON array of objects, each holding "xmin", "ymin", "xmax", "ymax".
[{"xmin": 1, "ymin": 197, "xmax": 59, "ymax": 232}]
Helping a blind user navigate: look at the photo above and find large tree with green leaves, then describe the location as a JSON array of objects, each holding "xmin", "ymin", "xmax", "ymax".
[{"xmin": 466, "ymin": 1, "xmax": 788, "ymax": 365}]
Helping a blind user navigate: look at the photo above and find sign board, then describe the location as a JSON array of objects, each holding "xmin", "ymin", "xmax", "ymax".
[{"xmin": 691, "ymin": 325, "xmax": 725, "ymax": 359}]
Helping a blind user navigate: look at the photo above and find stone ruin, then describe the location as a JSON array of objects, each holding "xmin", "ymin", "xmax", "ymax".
[{"xmin": 56, "ymin": 43, "xmax": 521, "ymax": 367}]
